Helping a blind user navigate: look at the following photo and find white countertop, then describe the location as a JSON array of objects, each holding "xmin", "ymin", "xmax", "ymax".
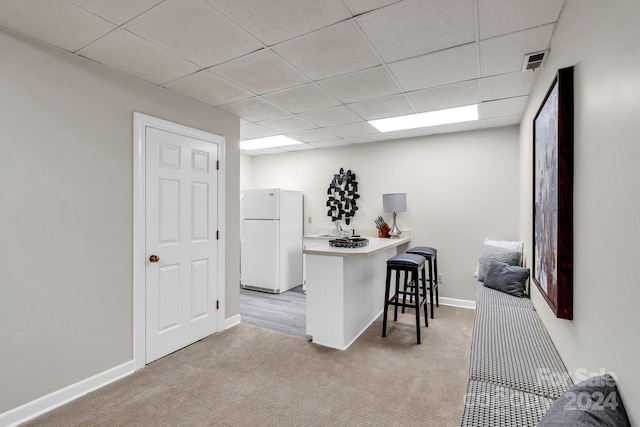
[{"xmin": 302, "ymin": 236, "xmax": 410, "ymax": 257}]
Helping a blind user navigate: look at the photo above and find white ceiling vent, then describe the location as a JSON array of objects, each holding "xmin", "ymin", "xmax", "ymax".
[{"xmin": 522, "ymin": 50, "xmax": 549, "ymax": 71}]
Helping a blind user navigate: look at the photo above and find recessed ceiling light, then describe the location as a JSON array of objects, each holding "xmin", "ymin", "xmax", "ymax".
[
  {"xmin": 368, "ymin": 104, "xmax": 479, "ymax": 132},
  {"xmin": 240, "ymin": 135, "xmax": 301, "ymax": 151}
]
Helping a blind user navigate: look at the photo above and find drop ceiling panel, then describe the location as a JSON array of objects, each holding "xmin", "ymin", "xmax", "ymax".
[
  {"xmin": 481, "ymin": 114, "xmax": 522, "ymax": 128},
  {"xmin": 210, "ymin": 49, "xmax": 310, "ymax": 95},
  {"xmin": 279, "ymin": 143, "xmax": 314, "ymax": 152},
  {"xmin": 478, "ymin": 0, "xmax": 565, "ymax": 40},
  {"xmin": 299, "ymin": 106, "xmax": 363, "ymax": 127},
  {"xmin": 273, "ymin": 21, "xmax": 381, "ymax": 80},
  {"xmin": 429, "ymin": 119, "xmax": 482, "ymax": 135},
  {"xmin": 480, "ymin": 95, "xmax": 528, "ymax": 119},
  {"xmin": 285, "ymin": 128, "xmax": 339, "ymax": 143},
  {"xmin": 125, "ymin": 0, "xmax": 262, "ymax": 67},
  {"xmin": 79, "ymin": 30, "xmax": 199, "ymax": 84},
  {"xmin": 164, "ymin": 70, "xmax": 253, "ymax": 106},
  {"xmin": 257, "ymin": 115, "xmax": 317, "ymax": 133},
  {"xmin": 325, "ymin": 121, "xmax": 379, "ymax": 138},
  {"xmin": 263, "ymin": 84, "xmax": 341, "ymax": 113},
  {"xmin": 244, "ymin": 147, "xmax": 287, "ymax": 155},
  {"xmin": 479, "ymin": 71, "xmax": 536, "ymax": 101},
  {"xmin": 341, "ymin": 133, "xmax": 389, "ymax": 144},
  {"xmin": 69, "ymin": 0, "xmax": 164, "ymax": 26},
  {"xmin": 389, "ymin": 44, "xmax": 478, "ymax": 92},
  {"xmin": 309, "ymin": 139, "xmax": 348, "ymax": 148},
  {"xmin": 479, "ymin": 24, "xmax": 555, "ymax": 77},
  {"xmin": 0, "ymin": 0, "xmax": 116, "ymax": 52},
  {"xmin": 407, "ymin": 80, "xmax": 480, "ymax": 113},
  {"xmin": 357, "ymin": 0, "xmax": 475, "ymax": 62},
  {"xmin": 206, "ymin": 0, "xmax": 350, "ymax": 46},
  {"xmin": 218, "ymin": 97, "xmax": 288, "ymax": 122},
  {"xmin": 240, "ymin": 123, "xmax": 279, "ymax": 140},
  {"xmin": 347, "ymin": 94, "xmax": 415, "ymax": 120},
  {"xmin": 319, "ymin": 66, "xmax": 402, "ymax": 104},
  {"xmin": 343, "ymin": 0, "xmax": 401, "ymax": 16},
  {"xmin": 384, "ymin": 127, "xmax": 434, "ymax": 140},
  {"xmin": 1, "ymin": 1, "xmax": 565, "ymax": 152}
]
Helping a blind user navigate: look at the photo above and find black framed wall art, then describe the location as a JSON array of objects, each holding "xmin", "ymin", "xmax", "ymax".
[{"xmin": 532, "ymin": 66, "xmax": 574, "ymax": 320}]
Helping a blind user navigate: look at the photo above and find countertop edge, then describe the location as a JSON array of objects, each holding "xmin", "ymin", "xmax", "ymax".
[{"xmin": 303, "ymin": 237, "xmax": 410, "ymax": 257}]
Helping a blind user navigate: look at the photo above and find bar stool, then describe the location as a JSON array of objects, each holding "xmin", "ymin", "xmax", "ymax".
[
  {"xmin": 382, "ymin": 253, "xmax": 428, "ymax": 344},
  {"xmin": 406, "ymin": 246, "xmax": 439, "ymax": 319}
]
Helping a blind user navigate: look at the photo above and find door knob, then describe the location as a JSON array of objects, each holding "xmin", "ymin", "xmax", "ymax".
[{"xmin": 149, "ymin": 254, "xmax": 160, "ymax": 263}]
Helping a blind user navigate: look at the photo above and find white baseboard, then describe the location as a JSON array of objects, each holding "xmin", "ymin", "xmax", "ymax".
[
  {"xmin": 0, "ymin": 360, "xmax": 135, "ymax": 427},
  {"xmin": 438, "ymin": 296, "xmax": 476, "ymax": 310},
  {"xmin": 225, "ymin": 314, "xmax": 241, "ymax": 329}
]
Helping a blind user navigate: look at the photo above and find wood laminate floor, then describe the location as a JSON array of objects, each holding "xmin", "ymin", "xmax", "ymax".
[{"xmin": 239, "ymin": 286, "xmax": 309, "ymax": 338}]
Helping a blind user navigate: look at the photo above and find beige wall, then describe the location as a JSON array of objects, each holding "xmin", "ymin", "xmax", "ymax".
[
  {"xmin": 0, "ymin": 29, "xmax": 240, "ymax": 412},
  {"xmin": 519, "ymin": 0, "xmax": 640, "ymax": 423},
  {"xmin": 244, "ymin": 126, "xmax": 520, "ymax": 302}
]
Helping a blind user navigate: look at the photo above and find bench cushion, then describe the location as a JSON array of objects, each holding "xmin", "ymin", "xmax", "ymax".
[
  {"xmin": 461, "ymin": 380, "xmax": 553, "ymax": 426},
  {"xmin": 475, "ymin": 282, "xmax": 534, "ymax": 311},
  {"xmin": 469, "ymin": 303, "xmax": 572, "ymax": 398}
]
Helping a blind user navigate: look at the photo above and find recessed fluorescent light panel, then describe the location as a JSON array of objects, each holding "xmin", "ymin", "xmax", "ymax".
[
  {"xmin": 240, "ymin": 135, "xmax": 301, "ymax": 151},
  {"xmin": 368, "ymin": 104, "xmax": 479, "ymax": 132}
]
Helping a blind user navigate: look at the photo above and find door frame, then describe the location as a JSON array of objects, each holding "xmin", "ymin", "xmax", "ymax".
[{"xmin": 132, "ymin": 112, "xmax": 225, "ymax": 370}]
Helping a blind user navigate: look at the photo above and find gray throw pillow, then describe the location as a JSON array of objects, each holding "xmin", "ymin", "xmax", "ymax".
[
  {"xmin": 538, "ymin": 374, "xmax": 631, "ymax": 427},
  {"xmin": 477, "ymin": 244, "xmax": 521, "ymax": 281},
  {"xmin": 483, "ymin": 260, "xmax": 529, "ymax": 297}
]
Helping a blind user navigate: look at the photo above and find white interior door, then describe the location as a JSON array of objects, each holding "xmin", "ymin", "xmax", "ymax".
[{"xmin": 145, "ymin": 127, "xmax": 218, "ymax": 363}]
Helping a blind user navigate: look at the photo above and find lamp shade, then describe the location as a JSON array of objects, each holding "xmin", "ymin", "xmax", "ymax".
[{"xmin": 382, "ymin": 193, "xmax": 406, "ymax": 213}]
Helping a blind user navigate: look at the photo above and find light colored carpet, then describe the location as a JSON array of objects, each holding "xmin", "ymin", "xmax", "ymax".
[{"xmin": 24, "ymin": 305, "xmax": 474, "ymax": 427}]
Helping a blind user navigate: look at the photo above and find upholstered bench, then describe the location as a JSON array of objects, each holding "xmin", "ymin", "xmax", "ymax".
[
  {"xmin": 461, "ymin": 283, "xmax": 571, "ymax": 426},
  {"xmin": 462, "ymin": 240, "xmax": 631, "ymax": 426}
]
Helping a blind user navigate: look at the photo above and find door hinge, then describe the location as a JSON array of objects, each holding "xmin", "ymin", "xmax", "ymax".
[
  {"xmin": 216, "ymin": 300, "xmax": 220, "ymax": 310},
  {"xmin": 216, "ymin": 230, "xmax": 219, "ymax": 240},
  {"xmin": 216, "ymin": 160, "xmax": 220, "ymax": 170}
]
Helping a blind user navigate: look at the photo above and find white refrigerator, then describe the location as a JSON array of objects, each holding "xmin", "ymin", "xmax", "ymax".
[{"xmin": 241, "ymin": 188, "xmax": 303, "ymax": 293}]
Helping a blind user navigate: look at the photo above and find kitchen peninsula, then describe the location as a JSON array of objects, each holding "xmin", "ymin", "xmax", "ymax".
[{"xmin": 304, "ymin": 236, "xmax": 410, "ymax": 350}]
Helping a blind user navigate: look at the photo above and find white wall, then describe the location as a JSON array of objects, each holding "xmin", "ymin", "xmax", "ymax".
[
  {"xmin": 239, "ymin": 152, "xmax": 254, "ymax": 193},
  {"xmin": 245, "ymin": 126, "xmax": 520, "ymax": 302},
  {"xmin": 519, "ymin": 0, "xmax": 640, "ymax": 423},
  {"xmin": 0, "ymin": 29, "xmax": 240, "ymax": 413}
]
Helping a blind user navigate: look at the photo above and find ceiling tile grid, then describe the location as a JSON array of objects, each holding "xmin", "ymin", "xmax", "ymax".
[
  {"xmin": 478, "ymin": 0, "xmax": 565, "ymax": 40},
  {"xmin": 272, "ymin": 21, "xmax": 382, "ymax": 81},
  {"xmin": 124, "ymin": 0, "xmax": 262, "ymax": 68},
  {"xmin": 205, "ymin": 0, "xmax": 351, "ymax": 46},
  {"xmin": 163, "ymin": 70, "xmax": 253, "ymax": 106},
  {"xmin": 0, "ymin": 0, "xmax": 116, "ymax": 52},
  {"xmin": 347, "ymin": 94, "xmax": 416, "ymax": 121},
  {"xmin": 0, "ymin": 0, "xmax": 567, "ymax": 154},
  {"xmin": 69, "ymin": 0, "xmax": 165, "ymax": 26},
  {"xmin": 388, "ymin": 43, "xmax": 479, "ymax": 92},
  {"xmin": 78, "ymin": 29, "xmax": 200, "ymax": 85},
  {"xmin": 318, "ymin": 66, "xmax": 403, "ymax": 104},
  {"xmin": 356, "ymin": 0, "xmax": 476, "ymax": 62},
  {"xmin": 263, "ymin": 83, "xmax": 342, "ymax": 114},
  {"xmin": 209, "ymin": 49, "xmax": 310, "ymax": 95}
]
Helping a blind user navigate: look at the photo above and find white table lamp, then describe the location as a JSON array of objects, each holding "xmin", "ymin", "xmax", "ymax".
[{"xmin": 382, "ymin": 193, "xmax": 406, "ymax": 238}]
